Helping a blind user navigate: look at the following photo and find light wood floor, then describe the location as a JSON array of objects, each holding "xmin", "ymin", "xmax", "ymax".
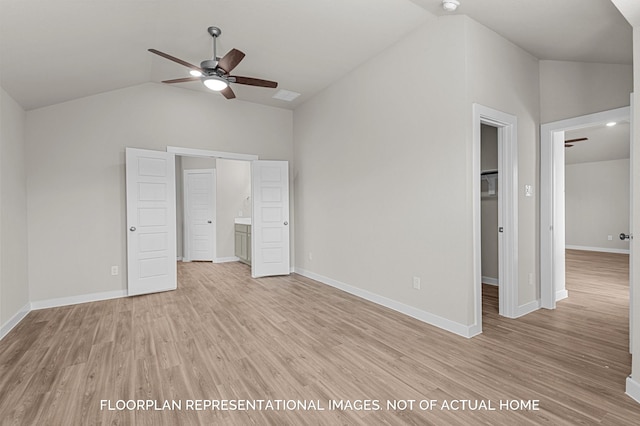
[{"xmin": 1, "ymin": 250, "xmax": 639, "ymax": 425}]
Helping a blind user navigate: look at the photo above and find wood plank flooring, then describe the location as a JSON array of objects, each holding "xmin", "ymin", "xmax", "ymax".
[{"xmin": 1, "ymin": 250, "xmax": 639, "ymax": 425}]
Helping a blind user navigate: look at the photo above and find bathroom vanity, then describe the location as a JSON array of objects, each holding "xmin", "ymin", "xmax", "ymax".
[{"xmin": 234, "ymin": 218, "xmax": 251, "ymax": 265}]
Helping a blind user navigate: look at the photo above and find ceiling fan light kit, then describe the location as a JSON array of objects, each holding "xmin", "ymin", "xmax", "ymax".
[
  {"xmin": 442, "ymin": 0, "xmax": 460, "ymax": 12},
  {"xmin": 148, "ymin": 25, "xmax": 278, "ymax": 100},
  {"xmin": 202, "ymin": 75, "xmax": 228, "ymax": 91}
]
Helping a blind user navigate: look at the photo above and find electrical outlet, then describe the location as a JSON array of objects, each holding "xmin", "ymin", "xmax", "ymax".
[
  {"xmin": 111, "ymin": 266, "xmax": 119, "ymax": 276},
  {"xmin": 413, "ymin": 277, "xmax": 421, "ymax": 290},
  {"xmin": 608, "ymin": 235, "xmax": 613, "ymax": 241},
  {"xmin": 238, "ymin": 210, "xmax": 243, "ymax": 217},
  {"xmin": 308, "ymin": 252, "xmax": 313, "ymax": 261},
  {"xmin": 528, "ymin": 272, "xmax": 534, "ymax": 286}
]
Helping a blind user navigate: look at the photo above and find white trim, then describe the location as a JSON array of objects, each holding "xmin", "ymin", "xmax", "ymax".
[
  {"xmin": 515, "ymin": 299, "xmax": 541, "ymax": 318},
  {"xmin": 177, "ymin": 256, "xmax": 183, "ymax": 261},
  {"xmin": 294, "ymin": 267, "xmax": 478, "ymax": 338},
  {"xmin": 565, "ymin": 245, "xmax": 630, "ymax": 255},
  {"xmin": 31, "ymin": 289, "xmax": 128, "ymax": 310},
  {"xmin": 556, "ymin": 289, "xmax": 569, "ymax": 301},
  {"xmin": 0, "ymin": 303, "xmax": 31, "ymax": 340},
  {"xmin": 482, "ymin": 276, "xmax": 499, "ymax": 286},
  {"xmin": 541, "ymin": 107, "xmax": 631, "ymax": 309},
  {"xmin": 167, "ymin": 146, "xmax": 258, "ymax": 161},
  {"xmin": 214, "ymin": 256, "xmax": 240, "ymax": 263},
  {"xmin": 627, "ymin": 376, "xmax": 640, "ymax": 403},
  {"xmin": 473, "ymin": 104, "xmax": 519, "ymax": 329}
]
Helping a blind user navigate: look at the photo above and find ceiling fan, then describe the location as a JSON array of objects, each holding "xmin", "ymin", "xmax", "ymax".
[{"xmin": 148, "ymin": 26, "xmax": 278, "ymax": 99}]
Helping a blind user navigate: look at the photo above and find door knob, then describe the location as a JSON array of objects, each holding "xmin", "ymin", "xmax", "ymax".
[
  {"xmin": 208, "ymin": 221, "xmax": 212, "ymax": 224},
  {"xmin": 283, "ymin": 221, "xmax": 288, "ymax": 226},
  {"xmin": 620, "ymin": 233, "xmax": 630, "ymax": 240},
  {"xmin": 129, "ymin": 226, "xmax": 136, "ymax": 232}
]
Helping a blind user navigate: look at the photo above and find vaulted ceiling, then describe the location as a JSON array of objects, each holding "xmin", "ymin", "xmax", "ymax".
[{"xmin": 0, "ymin": 0, "xmax": 633, "ymax": 111}]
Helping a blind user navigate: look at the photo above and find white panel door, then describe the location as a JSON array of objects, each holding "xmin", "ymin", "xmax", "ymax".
[
  {"xmin": 184, "ymin": 169, "xmax": 215, "ymax": 261},
  {"xmin": 251, "ymin": 160, "xmax": 290, "ymax": 278},
  {"xmin": 126, "ymin": 148, "xmax": 177, "ymax": 296}
]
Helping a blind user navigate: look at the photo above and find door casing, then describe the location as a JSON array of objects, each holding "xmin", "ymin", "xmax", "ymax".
[
  {"xmin": 472, "ymin": 104, "xmax": 519, "ymax": 337},
  {"xmin": 540, "ymin": 106, "xmax": 631, "ymax": 309}
]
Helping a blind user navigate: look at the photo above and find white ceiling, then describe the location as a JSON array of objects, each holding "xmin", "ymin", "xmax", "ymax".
[
  {"xmin": 565, "ymin": 121, "xmax": 630, "ymax": 165},
  {"xmin": 0, "ymin": 0, "xmax": 632, "ymax": 111}
]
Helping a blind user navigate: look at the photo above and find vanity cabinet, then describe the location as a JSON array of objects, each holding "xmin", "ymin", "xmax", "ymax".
[{"xmin": 234, "ymin": 224, "xmax": 251, "ymax": 265}]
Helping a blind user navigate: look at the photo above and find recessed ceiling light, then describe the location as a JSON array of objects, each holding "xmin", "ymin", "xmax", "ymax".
[
  {"xmin": 442, "ymin": 0, "xmax": 460, "ymax": 12},
  {"xmin": 606, "ymin": 121, "xmax": 617, "ymax": 127},
  {"xmin": 272, "ymin": 89, "xmax": 301, "ymax": 102},
  {"xmin": 190, "ymin": 70, "xmax": 203, "ymax": 77}
]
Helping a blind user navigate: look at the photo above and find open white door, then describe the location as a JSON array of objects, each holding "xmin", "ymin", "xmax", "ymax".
[
  {"xmin": 251, "ymin": 160, "xmax": 290, "ymax": 278},
  {"xmin": 126, "ymin": 148, "xmax": 177, "ymax": 296}
]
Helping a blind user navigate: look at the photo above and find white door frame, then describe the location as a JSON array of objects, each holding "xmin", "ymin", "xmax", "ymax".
[
  {"xmin": 183, "ymin": 168, "xmax": 216, "ymax": 262},
  {"xmin": 472, "ymin": 104, "xmax": 519, "ymax": 335},
  {"xmin": 540, "ymin": 106, "xmax": 630, "ymax": 309}
]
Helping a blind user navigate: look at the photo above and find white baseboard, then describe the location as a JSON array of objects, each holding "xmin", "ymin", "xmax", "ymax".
[
  {"xmin": 31, "ymin": 289, "xmax": 128, "ymax": 311},
  {"xmin": 176, "ymin": 256, "xmax": 183, "ymax": 261},
  {"xmin": 482, "ymin": 276, "xmax": 498, "ymax": 286},
  {"xmin": 0, "ymin": 302, "xmax": 31, "ymax": 340},
  {"xmin": 294, "ymin": 267, "xmax": 475, "ymax": 338},
  {"xmin": 556, "ymin": 289, "xmax": 569, "ymax": 301},
  {"xmin": 626, "ymin": 376, "xmax": 640, "ymax": 404},
  {"xmin": 566, "ymin": 245, "xmax": 629, "ymax": 255},
  {"xmin": 214, "ymin": 257, "xmax": 240, "ymax": 263},
  {"xmin": 515, "ymin": 299, "xmax": 541, "ymax": 318}
]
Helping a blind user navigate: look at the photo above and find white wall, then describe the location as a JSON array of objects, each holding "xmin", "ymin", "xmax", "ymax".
[
  {"xmin": 565, "ymin": 159, "xmax": 630, "ymax": 252},
  {"xmin": 465, "ymin": 17, "xmax": 541, "ymax": 308},
  {"xmin": 25, "ymin": 83, "xmax": 292, "ymax": 303},
  {"xmin": 294, "ymin": 16, "xmax": 471, "ymax": 328},
  {"xmin": 540, "ymin": 61, "xmax": 633, "ymax": 123},
  {"xmin": 0, "ymin": 88, "xmax": 29, "ymax": 333},
  {"xmin": 294, "ymin": 15, "xmax": 540, "ymax": 331}
]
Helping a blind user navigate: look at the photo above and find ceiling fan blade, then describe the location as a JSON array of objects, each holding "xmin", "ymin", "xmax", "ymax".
[
  {"xmin": 231, "ymin": 76, "xmax": 278, "ymax": 88},
  {"xmin": 221, "ymin": 86, "xmax": 236, "ymax": 99},
  {"xmin": 148, "ymin": 49, "xmax": 203, "ymax": 73},
  {"xmin": 565, "ymin": 137, "xmax": 588, "ymax": 143},
  {"xmin": 217, "ymin": 49, "xmax": 245, "ymax": 74},
  {"xmin": 161, "ymin": 77, "xmax": 201, "ymax": 84}
]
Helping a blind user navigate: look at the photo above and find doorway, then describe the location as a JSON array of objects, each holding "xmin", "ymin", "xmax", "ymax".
[
  {"xmin": 177, "ymin": 156, "xmax": 252, "ymax": 264},
  {"xmin": 540, "ymin": 106, "xmax": 631, "ymax": 310},
  {"xmin": 167, "ymin": 146, "xmax": 291, "ymax": 278},
  {"xmin": 472, "ymin": 104, "xmax": 519, "ymax": 336},
  {"xmin": 481, "ymin": 124, "xmax": 500, "ymax": 309}
]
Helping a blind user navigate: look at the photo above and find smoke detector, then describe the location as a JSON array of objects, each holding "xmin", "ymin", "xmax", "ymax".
[{"xmin": 442, "ymin": 1, "xmax": 460, "ymax": 12}]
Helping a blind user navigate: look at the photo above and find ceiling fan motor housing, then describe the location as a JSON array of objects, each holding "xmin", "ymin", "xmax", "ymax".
[{"xmin": 200, "ymin": 59, "xmax": 220, "ymax": 73}]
